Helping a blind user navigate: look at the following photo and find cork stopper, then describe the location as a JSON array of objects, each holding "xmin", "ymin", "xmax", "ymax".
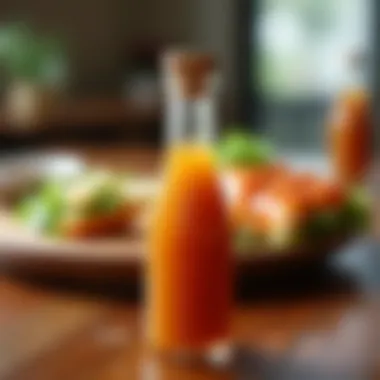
[{"xmin": 164, "ymin": 50, "xmax": 216, "ymax": 99}]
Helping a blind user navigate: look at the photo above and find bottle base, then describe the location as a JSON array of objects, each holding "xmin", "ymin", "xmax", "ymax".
[{"xmin": 147, "ymin": 341, "xmax": 235, "ymax": 369}]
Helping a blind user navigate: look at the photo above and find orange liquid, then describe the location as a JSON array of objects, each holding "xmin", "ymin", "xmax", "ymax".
[
  {"xmin": 329, "ymin": 89, "xmax": 371, "ymax": 184},
  {"xmin": 146, "ymin": 145, "xmax": 232, "ymax": 351}
]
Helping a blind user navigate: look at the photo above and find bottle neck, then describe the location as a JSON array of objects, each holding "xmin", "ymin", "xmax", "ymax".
[
  {"xmin": 344, "ymin": 68, "xmax": 367, "ymax": 91},
  {"xmin": 343, "ymin": 52, "xmax": 368, "ymax": 92},
  {"xmin": 164, "ymin": 90, "xmax": 218, "ymax": 146},
  {"xmin": 162, "ymin": 51, "xmax": 219, "ymax": 146}
]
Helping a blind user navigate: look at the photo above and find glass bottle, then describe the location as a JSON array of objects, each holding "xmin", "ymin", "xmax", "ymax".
[
  {"xmin": 162, "ymin": 50, "xmax": 220, "ymax": 145},
  {"xmin": 145, "ymin": 50, "xmax": 232, "ymax": 365},
  {"xmin": 327, "ymin": 50, "xmax": 372, "ymax": 185}
]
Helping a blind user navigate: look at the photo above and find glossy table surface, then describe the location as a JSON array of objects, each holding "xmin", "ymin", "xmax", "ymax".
[{"xmin": 0, "ymin": 248, "xmax": 378, "ymax": 380}]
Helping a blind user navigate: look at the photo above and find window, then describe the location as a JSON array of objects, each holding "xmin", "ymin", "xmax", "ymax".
[{"xmin": 248, "ymin": 0, "xmax": 372, "ymax": 154}]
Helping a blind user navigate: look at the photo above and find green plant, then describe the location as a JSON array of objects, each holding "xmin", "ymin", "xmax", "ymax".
[{"xmin": 0, "ymin": 23, "xmax": 67, "ymax": 85}]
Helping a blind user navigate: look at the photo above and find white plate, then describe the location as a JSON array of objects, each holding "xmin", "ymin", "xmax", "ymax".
[
  {"xmin": 0, "ymin": 152, "xmax": 346, "ymax": 280},
  {"xmin": 0, "ymin": 152, "xmax": 85, "ymax": 198}
]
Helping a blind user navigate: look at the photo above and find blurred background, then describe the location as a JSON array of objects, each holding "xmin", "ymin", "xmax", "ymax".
[
  {"xmin": 0, "ymin": 2, "xmax": 377, "ymax": 378},
  {"xmin": 252, "ymin": 0, "xmax": 372, "ymax": 153},
  {"xmin": 0, "ymin": 0, "xmax": 374, "ymax": 155},
  {"xmin": 0, "ymin": 0, "xmax": 237, "ymax": 150}
]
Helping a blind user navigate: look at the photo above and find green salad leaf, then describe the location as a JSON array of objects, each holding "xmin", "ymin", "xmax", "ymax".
[
  {"xmin": 303, "ymin": 209, "xmax": 341, "ymax": 240},
  {"xmin": 340, "ymin": 186, "xmax": 370, "ymax": 232},
  {"xmin": 79, "ymin": 183, "xmax": 125, "ymax": 217},
  {"xmin": 302, "ymin": 186, "xmax": 370, "ymax": 241},
  {"xmin": 217, "ymin": 129, "xmax": 274, "ymax": 167},
  {"xmin": 14, "ymin": 172, "xmax": 128, "ymax": 236},
  {"xmin": 15, "ymin": 180, "xmax": 65, "ymax": 234}
]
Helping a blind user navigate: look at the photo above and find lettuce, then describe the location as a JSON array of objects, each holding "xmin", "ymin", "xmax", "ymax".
[
  {"xmin": 340, "ymin": 186, "xmax": 370, "ymax": 232},
  {"xmin": 16, "ymin": 181, "xmax": 64, "ymax": 234},
  {"xmin": 217, "ymin": 130, "xmax": 274, "ymax": 167}
]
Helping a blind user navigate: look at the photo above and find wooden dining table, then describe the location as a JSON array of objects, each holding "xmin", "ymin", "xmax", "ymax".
[
  {"xmin": 0, "ymin": 272, "xmax": 368, "ymax": 380},
  {"xmin": 0, "ymin": 146, "xmax": 378, "ymax": 379}
]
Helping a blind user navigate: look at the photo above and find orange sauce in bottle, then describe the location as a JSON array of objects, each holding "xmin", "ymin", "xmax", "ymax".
[
  {"xmin": 328, "ymin": 74, "xmax": 371, "ymax": 184},
  {"xmin": 146, "ymin": 145, "xmax": 232, "ymax": 351}
]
